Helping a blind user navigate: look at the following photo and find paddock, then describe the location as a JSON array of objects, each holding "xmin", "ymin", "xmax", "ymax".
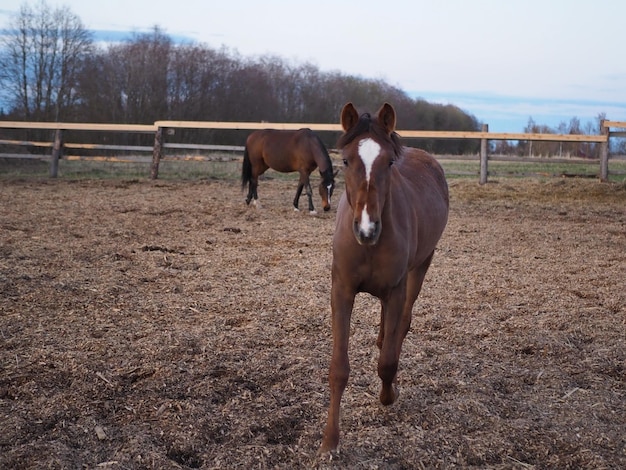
[{"xmin": 1, "ymin": 176, "xmax": 624, "ymax": 468}]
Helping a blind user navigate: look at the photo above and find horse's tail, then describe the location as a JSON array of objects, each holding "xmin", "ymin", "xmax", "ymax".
[{"xmin": 241, "ymin": 144, "xmax": 252, "ymax": 190}]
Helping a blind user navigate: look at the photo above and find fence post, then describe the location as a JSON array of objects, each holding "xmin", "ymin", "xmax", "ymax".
[
  {"xmin": 599, "ymin": 120, "xmax": 609, "ymax": 182},
  {"xmin": 50, "ymin": 129, "xmax": 63, "ymax": 178},
  {"xmin": 151, "ymin": 126, "xmax": 163, "ymax": 179},
  {"xmin": 479, "ymin": 124, "xmax": 489, "ymax": 184}
]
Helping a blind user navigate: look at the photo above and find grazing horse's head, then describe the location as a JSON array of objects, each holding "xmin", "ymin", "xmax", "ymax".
[
  {"xmin": 337, "ymin": 102, "xmax": 403, "ymax": 246},
  {"xmin": 318, "ymin": 169, "xmax": 336, "ymax": 212}
]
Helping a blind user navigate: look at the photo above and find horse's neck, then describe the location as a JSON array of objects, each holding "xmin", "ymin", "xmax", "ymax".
[
  {"xmin": 319, "ymin": 165, "xmax": 333, "ymax": 182},
  {"xmin": 309, "ymin": 138, "xmax": 330, "ymax": 171},
  {"xmin": 315, "ymin": 152, "xmax": 333, "ymax": 181},
  {"xmin": 383, "ymin": 173, "xmax": 414, "ymax": 228}
]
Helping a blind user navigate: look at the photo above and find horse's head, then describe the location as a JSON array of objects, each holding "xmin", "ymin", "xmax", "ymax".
[
  {"xmin": 318, "ymin": 168, "xmax": 337, "ymax": 212},
  {"xmin": 337, "ymin": 102, "xmax": 402, "ymax": 246}
]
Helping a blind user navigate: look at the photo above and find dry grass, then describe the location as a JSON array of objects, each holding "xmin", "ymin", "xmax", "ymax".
[{"xmin": 1, "ymin": 176, "xmax": 624, "ymax": 469}]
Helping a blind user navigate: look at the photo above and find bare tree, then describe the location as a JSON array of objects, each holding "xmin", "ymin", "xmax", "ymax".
[
  {"xmin": 0, "ymin": 7, "xmax": 484, "ymax": 152},
  {"xmin": 107, "ymin": 27, "xmax": 171, "ymax": 123},
  {"xmin": 77, "ymin": 27, "xmax": 171, "ymax": 125},
  {"xmin": 0, "ymin": 0, "xmax": 92, "ymax": 121}
]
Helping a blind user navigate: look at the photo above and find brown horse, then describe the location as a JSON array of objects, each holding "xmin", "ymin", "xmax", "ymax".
[
  {"xmin": 319, "ymin": 103, "xmax": 449, "ymax": 453},
  {"xmin": 241, "ymin": 128, "xmax": 336, "ymax": 214}
]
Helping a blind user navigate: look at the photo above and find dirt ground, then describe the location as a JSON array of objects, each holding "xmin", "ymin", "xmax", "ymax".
[{"xmin": 1, "ymin": 174, "xmax": 624, "ymax": 469}]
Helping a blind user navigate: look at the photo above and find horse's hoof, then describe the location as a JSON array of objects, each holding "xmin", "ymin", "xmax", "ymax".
[
  {"xmin": 293, "ymin": 207, "xmax": 300, "ymax": 212},
  {"xmin": 309, "ymin": 210, "xmax": 317, "ymax": 215},
  {"xmin": 318, "ymin": 440, "xmax": 340, "ymax": 457},
  {"xmin": 380, "ymin": 384, "xmax": 399, "ymax": 406}
]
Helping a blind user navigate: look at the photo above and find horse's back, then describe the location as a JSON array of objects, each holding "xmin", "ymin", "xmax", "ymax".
[
  {"xmin": 394, "ymin": 147, "xmax": 449, "ymax": 257},
  {"xmin": 400, "ymin": 147, "xmax": 448, "ymax": 195},
  {"xmin": 396, "ymin": 147, "xmax": 448, "ymax": 209},
  {"xmin": 247, "ymin": 128, "xmax": 310, "ymax": 148},
  {"xmin": 246, "ymin": 129, "xmax": 313, "ymax": 173}
]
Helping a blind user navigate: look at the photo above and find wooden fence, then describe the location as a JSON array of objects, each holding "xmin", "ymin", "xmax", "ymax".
[{"xmin": 1, "ymin": 119, "xmax": 625, "ymax": 183}]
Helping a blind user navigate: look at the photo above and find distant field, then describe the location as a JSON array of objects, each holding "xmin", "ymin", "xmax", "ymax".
[
  {"xmin": 1, "ymin": 154, "xmax": 625, "ymax": 182},
  {"xmin": 440, "ymin": 158, "xmax": 626, "ymax": 181}
]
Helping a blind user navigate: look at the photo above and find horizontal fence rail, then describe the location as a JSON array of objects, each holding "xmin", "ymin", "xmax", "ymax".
[
  {"xmin": 1, "ymin": 119, "xmax": 624, "ymax": 182},
  {"xmin": 0, "ymin": 121, "xmax": 156, "ymax": 132}
]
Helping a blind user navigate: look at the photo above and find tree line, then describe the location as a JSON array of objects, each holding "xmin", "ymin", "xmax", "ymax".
[{"xmin": 0, "ymin": 1, "xmax": 616, "ymax": 156}]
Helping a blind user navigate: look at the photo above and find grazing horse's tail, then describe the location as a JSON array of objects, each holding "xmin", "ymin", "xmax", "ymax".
[{"xmin": 241, "ymin": 145, "xmax": 252, "ymax": 190}]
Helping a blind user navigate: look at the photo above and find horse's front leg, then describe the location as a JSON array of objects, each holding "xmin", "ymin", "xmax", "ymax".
[
  {"xmin": 304, "ymin": 180, "xmax": 316, "ymax": 214},
  {"xmin": 378, "ymin": 283, "xmax": 407, "ymax": 406},
  {"xmin": 320, "ymin": 285, "xmax": 355, "ymax": 454},
  {"xmin": 293, "ymin": 183, "xmax": 304, "ymax": 211}
]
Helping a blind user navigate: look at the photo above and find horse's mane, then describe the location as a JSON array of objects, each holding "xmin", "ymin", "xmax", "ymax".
[
  {"xmin": 311, "ymin": 132, "xmax": 335, "ymax": 184},
  {"xmin": 313, "ymin": 133, "xmax": 332, "ymax": 166},
  {"xmin": 336, "ymin": 112, "xmax": 403, "ymax": 157}
]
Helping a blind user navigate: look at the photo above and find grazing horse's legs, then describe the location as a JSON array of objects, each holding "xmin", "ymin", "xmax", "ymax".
[
  {"xmin": 246, "ymin": 158, "xmax": 269, "ymax": 207},
  {"xmin": 320, "ymin": 285, "xmax": 355, "ymax": 454},
  {"xmin": 293, "ymin": 182, "xmax": 304, "ymax": 211},
  {"xmin": 245, "ymin": 176, "xmax": 260, "ymax": 206},
  {"xmin": 305, "ymin": 181, "xmax": 315, "ymax": 213},
  {"xmin": 293, "ymin": 172, "xmax": 316, "ymax": 214}
]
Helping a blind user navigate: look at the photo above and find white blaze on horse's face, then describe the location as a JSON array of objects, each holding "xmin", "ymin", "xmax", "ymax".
[
  {"xmin": 358, "ymin": 138, "xmax": 381, "ymax": 187},
  {"xmin": 359, "ymin": 205, "xmax": 376, "ymax": 239},
  {"xmin": 354, "ymin": 138, "xmax": 382, "ymax": 243}
]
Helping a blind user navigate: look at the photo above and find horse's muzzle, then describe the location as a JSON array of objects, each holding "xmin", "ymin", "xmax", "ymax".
[{"xmin": 353, "ymin": 219, "xmax": 381, "ymax": 245}]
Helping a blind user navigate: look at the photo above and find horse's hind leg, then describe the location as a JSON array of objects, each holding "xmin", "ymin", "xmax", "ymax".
[
  {"xmin": 398, "ymin": 252, "xmax": 434, "ymax": 349},
  {"xmin": 378, "ymin": 253, "xmax": 433, "ymax": 351},
  {"xmin": 377, "ymin": 253, "xmax": 434, "ymax": 406},
  {"xmin": 245, "ymin": 179, "xmax": 253, "ymax": 205},
  {"xmin": 377, "ymin": 303, "xmax": 386, "ymax": 350},
  {"xmin": 246, "ymin": 176, "xmax": 261, "ymax": 208},
  {"xmin": 377, "ymin": 284, "xmax": 407, "ymax": 406}
]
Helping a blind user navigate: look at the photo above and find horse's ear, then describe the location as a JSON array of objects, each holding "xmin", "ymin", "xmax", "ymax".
[
  {"xmin": 340, "ymin": 103, "xmax": 359, "ymax": 132},
  {"xmin": 377, "ymin": 103, "xmax": 396, "ymax": 134}
]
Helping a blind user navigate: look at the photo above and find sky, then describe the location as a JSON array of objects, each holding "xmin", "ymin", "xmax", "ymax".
[{"xmin": 1, "ymin": 0, "xmax": 625, "ymax": 132}]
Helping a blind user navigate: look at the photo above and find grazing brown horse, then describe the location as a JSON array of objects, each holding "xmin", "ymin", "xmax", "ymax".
[
  {"xmin": 319, "ymin": 103, "xmax": 449, "ymax": 453},
  {"xmin": 241, "ymin": 128, "xmax": 336, "ymax": 214}
]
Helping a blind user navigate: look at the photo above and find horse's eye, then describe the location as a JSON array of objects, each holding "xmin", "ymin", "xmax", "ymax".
[
  {"xmin": 389, "ymin": 160, "xmax": 394, "ymax": 167},
  {"xmin": 342, "ymin": 159, "xmax": 348, "ymax": 167}
]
